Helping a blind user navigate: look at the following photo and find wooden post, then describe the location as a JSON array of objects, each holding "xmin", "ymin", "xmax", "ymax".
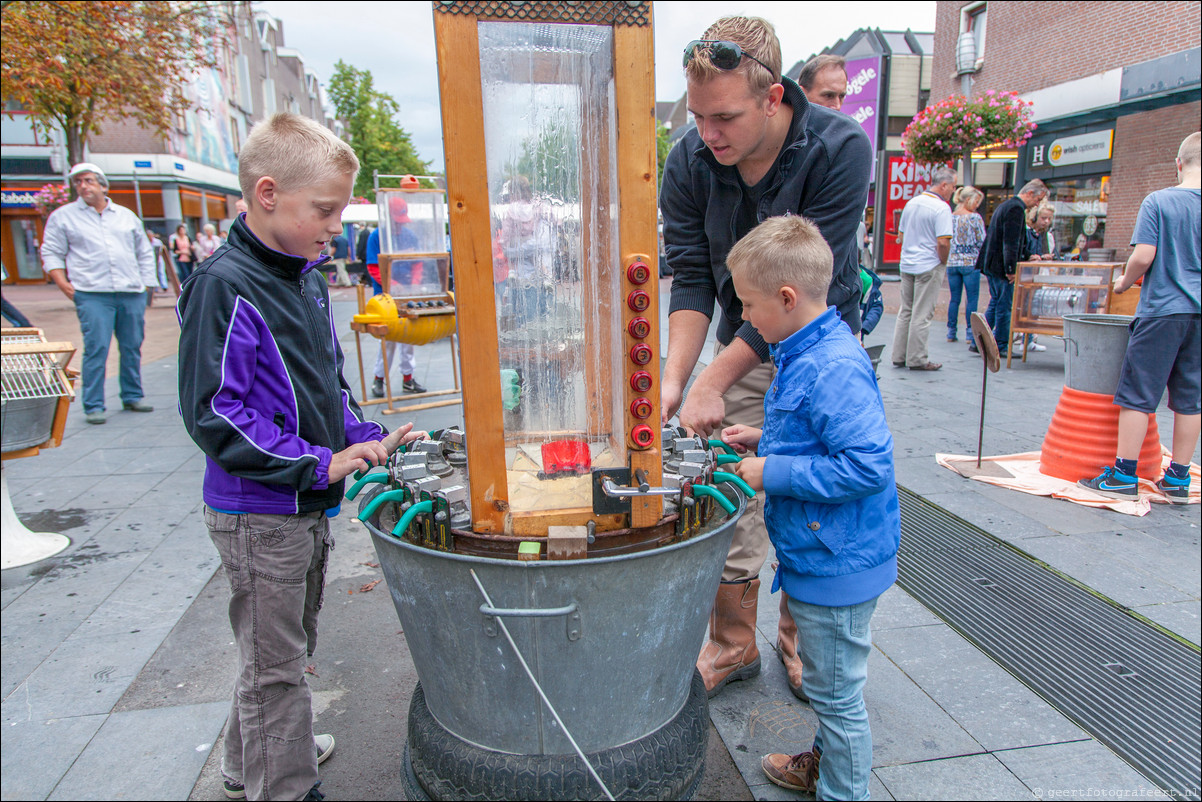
[
  {"xmin": 614, "ymin": 18, "xmax": 663, "ymax": 528},
  {"xmin": 434, "ymin": 9, "xmax": 508, "ymax": 534}
]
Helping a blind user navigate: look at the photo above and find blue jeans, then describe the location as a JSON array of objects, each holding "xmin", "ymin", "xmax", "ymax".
[
  {"xmin": 74, "ymin": 291, "xmax": 146, "ymax": 413},
  {"xmin": 985, "ymin": 275, "xmax": 1013, "ymax": 352},
  {"xmin": 788, "ymin": 594, "xmax": 879, "ymax": 802},
  {"xmin": 946, "ymin": 266, "xmax": 980, "ymax": 340}
]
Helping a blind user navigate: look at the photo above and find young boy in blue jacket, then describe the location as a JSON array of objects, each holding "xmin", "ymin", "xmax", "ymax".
[
  {"xmin": 178, "ymin": 114, "xmax": 424, "ymax": 801},
  {"xmin": 720, "ymin": 215, "xmax": 900, "ymax": 801}
]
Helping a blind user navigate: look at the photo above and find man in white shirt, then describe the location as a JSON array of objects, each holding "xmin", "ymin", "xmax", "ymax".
[
  {"xmin": 41, "ymin": 162, "xmax": 157, "ymax": 424},
  {"xmin": 892, "ymin": 165, "xmax": 955, "ymax": 371}
]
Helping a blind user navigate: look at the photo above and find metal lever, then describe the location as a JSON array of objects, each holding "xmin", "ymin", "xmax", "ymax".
[{"xmin": 600, "ymin": 477, "xmax": 680, "ymax": 499}]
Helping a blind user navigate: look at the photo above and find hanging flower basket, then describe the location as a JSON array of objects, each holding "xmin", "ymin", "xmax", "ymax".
[
  {"xmin": 902, "ymin": 90, "xmax": 1037, "ymax": 166},
  {"xmin": 32, "ymin": 183, "xmax": 73, "ymax": 219}
]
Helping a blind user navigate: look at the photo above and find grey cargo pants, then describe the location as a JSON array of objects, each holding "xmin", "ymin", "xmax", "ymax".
[{"xmin": 206, "ymin": 508, "xmax": 333, "ymax": 801}]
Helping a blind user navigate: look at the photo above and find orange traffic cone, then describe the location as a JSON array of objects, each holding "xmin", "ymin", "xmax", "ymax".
[{"xmin": 1039, "ymin": 386, "xmax": 1162, "ymax": 482}]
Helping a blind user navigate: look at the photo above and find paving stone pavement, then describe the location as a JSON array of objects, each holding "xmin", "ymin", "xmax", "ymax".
[{"xmin": 1, "ymin": 277, "xmax": 1196, "ymax": 800}]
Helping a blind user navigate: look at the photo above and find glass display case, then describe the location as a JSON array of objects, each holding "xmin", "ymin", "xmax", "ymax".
[
  {"xmin": 1007, "ymin": 261, "xmax": 1138, "ymax": 366},
  {"xmin": 434, "ymin": 2, "xmax": 659, "ymax": 535},
  {"xmin": 375, "ymin": 186, "xmax": 450, "ymax": 296}
]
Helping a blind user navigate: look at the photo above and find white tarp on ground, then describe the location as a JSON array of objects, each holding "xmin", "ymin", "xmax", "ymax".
[{"xmin": 937, "ymin": 449, "xmax": 1201, "ymax": 517}]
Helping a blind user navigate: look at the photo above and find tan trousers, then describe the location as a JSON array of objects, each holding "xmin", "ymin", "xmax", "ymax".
[
  {"xmin": 714, "ymin": 343, "xmax": 776, "ymax": 581},
  {"xmin": 892, "ymin": 265, "xmax": 946, "ymax": 367}
]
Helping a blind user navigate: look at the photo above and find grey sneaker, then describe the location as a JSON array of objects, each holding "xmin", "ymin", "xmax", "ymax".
[
  {"xmin": 402, "ymin": 377, "xmax": 427, "ymax": 394},
  {"xmin": 85, "ymin": 410, "xmax": 106, "ymax": 425},
  {"xmin": 371, "ymin": 377, "xmax": 385, "ymax": 398},
  {"xmin": 316, "ymin": 733, "xmax": 335, "ymax": 764},
  {"xmin": 222, "ymin": 735, "xmax": 333, "ymax": 799},
  {"xmin": 122, "ymin": 400, "xmax": 154, "ymax": 412}
]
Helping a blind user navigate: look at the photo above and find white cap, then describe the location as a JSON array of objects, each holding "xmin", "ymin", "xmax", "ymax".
[{"xmin": 68, "ymin": 162, "xmax": 106, "ymax": 182}]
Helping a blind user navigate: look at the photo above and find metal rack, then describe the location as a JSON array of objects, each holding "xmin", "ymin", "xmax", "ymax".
[{"xmin": 1, "ymin": 328, "xmax": 76, "ymax": 569}]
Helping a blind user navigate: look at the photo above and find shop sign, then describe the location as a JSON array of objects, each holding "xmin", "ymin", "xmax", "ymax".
[
  {"xmin": 1030, "ymin": 129, "xmax": 1113, "ymax": 169},
  {"xmin": 1, "ymin": 190, "xmax": 38, "ymax": 209},
  {"xmin": 843, "ymin": 56, "xmax": 882, "ymax": 183},
  {"xmin": 881, "ymin": 156, "xmax": 933, "ymax": 264}
]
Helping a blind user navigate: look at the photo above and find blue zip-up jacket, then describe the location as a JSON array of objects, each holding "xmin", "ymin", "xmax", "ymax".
[
  {"xmin": 177, "ymin": 215, "xmax": 388, "ymax": 515},
  {"xmin": 661, "ymin": 77, "xmax": 872, "ymax": 361},
  {"xmin": 760, "ymin": 307, "xmax": 900, "ymax": 607}
]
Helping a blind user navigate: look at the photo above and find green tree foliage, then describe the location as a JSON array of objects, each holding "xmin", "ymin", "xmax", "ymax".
[
  {"xmin": 1, "ymin": 0, "xmax": 228, "ymax": 167},
  {"xmin": 656, "ymin": 122, "xmax": 672, "ymax": 188},
  {"xmin": 328, "ymin": 60, "xmax": 430, "ymax": 200}
]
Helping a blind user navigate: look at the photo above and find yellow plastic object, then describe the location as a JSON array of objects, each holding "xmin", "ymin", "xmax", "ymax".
[{"xmin": 353, "ymin": 294, "xmax": 456, "ymax": 345}]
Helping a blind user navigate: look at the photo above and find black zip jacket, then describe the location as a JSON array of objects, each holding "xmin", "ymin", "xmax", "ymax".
[
  {"xmin": 661, "ymin": 77, "xmax": 872, "ymax": 360},
  {"xmin": 177, "ymin": 215, "xmax": 386, "ymax": 514}
]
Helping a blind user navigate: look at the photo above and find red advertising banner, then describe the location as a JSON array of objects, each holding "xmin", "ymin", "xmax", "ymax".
[{"xmin": 881, "ymin": 155, "xmax": 933, "ymax": 265}]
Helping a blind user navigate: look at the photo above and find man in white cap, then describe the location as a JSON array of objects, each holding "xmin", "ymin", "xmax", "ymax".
[{"xmin": 41, "ymin": 162, "xmax": 157, "ymax": 424}]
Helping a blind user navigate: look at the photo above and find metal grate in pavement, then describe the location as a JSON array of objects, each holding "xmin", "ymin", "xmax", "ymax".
[{"xmin": 896, "ymin": 486, "xmax": 1201, "ymax": 802}]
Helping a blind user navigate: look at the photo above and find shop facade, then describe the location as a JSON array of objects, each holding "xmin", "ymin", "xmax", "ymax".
[
  {"xmin": 1, "ymin": 5, "xmax": 337, "ymax": 285},
  {"xmin": 931, "ymin": 1, "xmax": 1200, "ymax": 263}
]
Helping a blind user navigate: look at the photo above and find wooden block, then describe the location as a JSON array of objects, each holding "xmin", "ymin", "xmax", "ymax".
[{"xmin": 546, "ymin": 526, "xmax": 589, "ymax": 561}]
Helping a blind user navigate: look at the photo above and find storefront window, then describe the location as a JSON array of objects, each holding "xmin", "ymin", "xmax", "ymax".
[
  {"xmin": 1045, "ymin": 175, "xmax": 1109, "ymax": 259},
  {"xmin": 8, "ymin": 219, "xmax": 44, "ymax": 280}
]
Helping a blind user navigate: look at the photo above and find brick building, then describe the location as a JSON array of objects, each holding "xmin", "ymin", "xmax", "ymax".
[
  {"xmin": 1, "ymin": 2, "xmax": 339, "ymax": 285},
  {"xmin": 932, "ymin": 0, "xmax": 1200, "ymax": 260}
]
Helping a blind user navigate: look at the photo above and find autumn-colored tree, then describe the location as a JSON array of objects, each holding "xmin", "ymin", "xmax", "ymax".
[
  {"xmin": 328, "ymin": 60, "xmax": 430, "ymax": 201},
  {"xmin": 1, "ymin": 1, "xmax": 230, "ymax": 166}
]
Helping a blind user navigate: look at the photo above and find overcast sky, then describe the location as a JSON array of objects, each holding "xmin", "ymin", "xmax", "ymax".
[{"xmin": 257, "ymin": 1, "xmax": 937, "ymax": 171}]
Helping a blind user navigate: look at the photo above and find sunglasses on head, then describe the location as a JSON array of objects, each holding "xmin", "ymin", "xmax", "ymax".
[{"xmin": 682, "ymin": 39, "xmax": 774, "ymax": 77}]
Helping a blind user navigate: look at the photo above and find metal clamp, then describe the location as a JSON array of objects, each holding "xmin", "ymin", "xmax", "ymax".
[{"xmin": 481, "ymin": 600, "xmax": 582, "ymax": 642}]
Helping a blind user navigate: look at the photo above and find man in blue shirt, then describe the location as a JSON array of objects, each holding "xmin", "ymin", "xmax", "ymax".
[{"xmin": 1080, "ymin": 131, "xmax": 1201, "ymax": 503}]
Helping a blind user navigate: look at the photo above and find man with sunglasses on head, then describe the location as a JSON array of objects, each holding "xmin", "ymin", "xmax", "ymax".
[{"xmin": 660, "ymin": 17, "xmax": 871, "ymax": 704}]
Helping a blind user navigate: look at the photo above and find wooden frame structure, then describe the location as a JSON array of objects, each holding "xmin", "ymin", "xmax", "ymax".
[
  {"xmin": 434, "ymin": 1, "xmax": 661, "ymax": 535},
  {"xmin": 1006, "ymin": 261, "xmax": 1137, "ymax": 368}
]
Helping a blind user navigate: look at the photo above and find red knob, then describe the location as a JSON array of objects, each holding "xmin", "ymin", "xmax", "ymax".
[
  {"xmin": 629, "ymin": 343, "xmax": 653, "ymax": 366},
  {"xmin": 631, "ymin": 424, "xmax": 655, "ymax": 449},
  {"xmin": 630, "ymin": 370, "xmax": 653, "ymax": 393},
  {"xmin": 626, "ymin": 261, "xmax": 651, "ymax": 285},
  {"xmin": 627, "ymin": 317, "xmax": 651, "ymax": 339},
  {"xmin": 626, "ymin": 289, "xmax": 650, "ymax": 312},
  {"xmin": 630, "ymin": 397, "xmax": 653, "ymax": 419}
]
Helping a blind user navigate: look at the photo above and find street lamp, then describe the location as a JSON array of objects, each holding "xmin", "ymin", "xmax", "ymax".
[{"xmin": 954, "ymin": 32, "xmax": 979, "ymax": 186}]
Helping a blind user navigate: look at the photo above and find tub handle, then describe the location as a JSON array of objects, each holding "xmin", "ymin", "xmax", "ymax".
[
  {"xmin": 479, "ymin": 601, "xmax": 578, "ymax": 618},
  {"xmin": 1062, "ymin": 335, "xmax": 1078, "ymax": 356},
  {"xmin": 480, "ymin": 600, "xmax": 582, "ymax": 642}
]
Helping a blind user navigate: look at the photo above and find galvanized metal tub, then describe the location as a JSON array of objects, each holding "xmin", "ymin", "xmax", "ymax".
[
  {"xmin": 0, "ymin": 395, "xmax": 58, "ymax": 453},
  {"xmin": 358, "ymin": 491, "xmax": 740, "ymax": 757},
  {"xmin": 1061, "ymin": 313, "xmax": 1134, "ymax": 396}
]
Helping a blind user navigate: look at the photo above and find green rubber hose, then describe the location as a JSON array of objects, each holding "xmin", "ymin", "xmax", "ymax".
[
  {"xmin": 691, "ymin": 483, "xmax": 737, "ymax": 515},
  {"xmin": 712, "ymin": 470, "xmax": 756, "ymax": 498},
  {"xmin": 391, "ymin": 500, "xmax": 434, "ymax": 537}
]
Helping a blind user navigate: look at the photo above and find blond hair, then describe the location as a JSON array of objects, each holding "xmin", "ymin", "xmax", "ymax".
[
  {"xmin": 953, "ymin": 185, "xmax": 983, "ymax": 209},
  {"xmin": 1179, "ymin": 132, "xmax": 1201, "ymax": 169},
  {"xmin": 727, "ymin": 215, "xmax": 832, "ymax": 301},
  {"xmin": 238, "ymin": 113, "xmax": 359, "ymax": 200},
  {"xmin": 1026, "ymin": 200, "xmax": 1054, "ymax": 226},
  {"xmin": 685, "ymin": 16, "xmax": 781, "ymax": 97}
]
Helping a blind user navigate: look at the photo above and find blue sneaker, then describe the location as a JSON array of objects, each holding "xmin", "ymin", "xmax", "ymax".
[
  {"xmin": 1078, "ymin": 466, "xmax": 1138, "ymax": 500},
  {"xmin": 1156, "ymin": 472, "xmax": 1190, "ymax": 505}
]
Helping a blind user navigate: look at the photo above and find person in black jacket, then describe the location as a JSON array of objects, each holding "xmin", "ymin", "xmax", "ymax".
[
  {"xmin": 660, "ymin": 15, "xmax": 871, "ymax": 702},
  {"xmin": 978, "ymin": 179, "xmax": 1047, "ymax": 355},
  {"xmin": 178, "ymin": 113, "xmax": 424, "ymax": 801}
]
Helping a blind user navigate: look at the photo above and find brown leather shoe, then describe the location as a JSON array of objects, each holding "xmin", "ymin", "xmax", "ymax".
[
  {"xmin": 776, "ymin": 593, "xmax": 807, "ymax": 701},
  {"xmin": 697, "ymin": 578, "xmax": 761, "ymax": 697},
  {"xmin": 762, "ymin": 749, "xmax": 821, "ymax": 792}
]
